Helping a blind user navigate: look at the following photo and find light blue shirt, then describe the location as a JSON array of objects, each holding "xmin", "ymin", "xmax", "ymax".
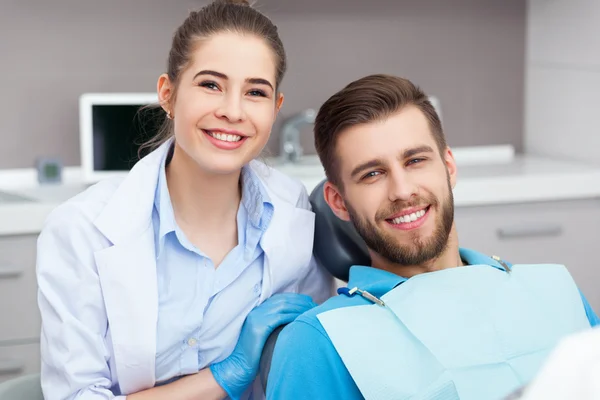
[
  {"xmin": 267, "ymin": 248, "xmax": 599, "ymax": 399},
  {"xmin": 152, "ymin": 146, "xmax": 274, "ymax": 384}
]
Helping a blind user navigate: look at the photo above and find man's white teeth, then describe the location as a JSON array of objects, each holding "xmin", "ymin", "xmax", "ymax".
[
  {"xmin": 391, "ymin": 209, "xmax": 426, "ymax": 224},
  {"xmin": 209, "ymin": 132, "xmax": 242, "ymax": 142}
]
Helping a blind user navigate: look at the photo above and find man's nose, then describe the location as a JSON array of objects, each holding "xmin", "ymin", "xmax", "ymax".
[{"xmin": 387, "ymin": 170, "xmax": 417, "ymax": 202}]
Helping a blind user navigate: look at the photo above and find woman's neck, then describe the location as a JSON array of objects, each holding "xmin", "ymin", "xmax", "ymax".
[{"xmin": 165, "ymin": 143, "xmax": 242, "ymax": 230}]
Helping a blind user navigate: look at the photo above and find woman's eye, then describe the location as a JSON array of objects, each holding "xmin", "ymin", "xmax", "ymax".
[
  {"xmin": 248, "ymin": 89, "xmax": 267, "ymax": 97},
  {"xmin": 199, "ymin": 81, "xmax": 219, "ymax": 90}
]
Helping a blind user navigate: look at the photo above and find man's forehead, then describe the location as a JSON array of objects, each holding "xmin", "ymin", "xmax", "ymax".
[{"xmin": 337, "ymin": 112, "xmax": 435, "ymax": 171}]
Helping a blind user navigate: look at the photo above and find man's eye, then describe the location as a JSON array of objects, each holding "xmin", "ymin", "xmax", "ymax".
[
  {"xmin": 407, "ymin": 158, "xmax": 425, "ymax": 166},
  {"xmin": 362, "ymin": 171, "xmax": 381, "ymax": 180}
]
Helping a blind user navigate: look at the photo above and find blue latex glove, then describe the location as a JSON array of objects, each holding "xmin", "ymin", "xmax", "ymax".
[{"xmin": 210, "ymin": 293, "xmax": 316, "ymax": 399}]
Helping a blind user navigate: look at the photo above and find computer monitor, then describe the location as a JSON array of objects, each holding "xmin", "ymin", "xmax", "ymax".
[{"xmin": 79, "ymin": 92, "xmax": 163, "ymax": 183}]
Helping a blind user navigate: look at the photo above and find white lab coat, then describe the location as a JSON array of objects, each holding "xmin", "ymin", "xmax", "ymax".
[
  {"xmin": 518, "ymin": 327, "xmax": 600, "ymax": 400},
  {"xmin": 36, "ymin": 140, "xmax": 334, "ymax": 399}
]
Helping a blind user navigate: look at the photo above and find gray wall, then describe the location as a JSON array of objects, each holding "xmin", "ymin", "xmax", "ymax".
[
  {"xmin": 525, "ymin": 0, "xmax": 600, "ymax": 167},
  {"xmin": 0, "ymin": 0, "xmax": 526, "ymax": 169}
]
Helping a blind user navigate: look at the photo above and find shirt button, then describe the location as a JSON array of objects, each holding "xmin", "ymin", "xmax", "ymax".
[
  {"xmin": 187, "ymin": 338, "xmax": 197, "ymax": 347},
  {"xmin": 253, "ymin": 284, "xmax": 260, "ymax": 294}
]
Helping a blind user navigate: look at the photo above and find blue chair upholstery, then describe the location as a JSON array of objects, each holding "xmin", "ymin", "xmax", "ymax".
[{"xmin": 309, "ymin": 179, "xmax": 370, "ymax": 282}]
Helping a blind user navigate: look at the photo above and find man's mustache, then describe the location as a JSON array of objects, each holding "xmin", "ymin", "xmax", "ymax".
[{"xmin": 375, "ymin": 196, "xmax": 438, "ymax": 221}]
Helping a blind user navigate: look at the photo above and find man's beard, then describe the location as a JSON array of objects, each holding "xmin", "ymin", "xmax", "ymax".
[{"xmin": 346, "ymin": 179, "xmax": 454, "ymax": 266}]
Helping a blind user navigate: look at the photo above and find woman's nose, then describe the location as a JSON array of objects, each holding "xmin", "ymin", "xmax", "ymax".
[{"xmin": 216, "ymin": 95, "xmax": 246, "ymax": 122}]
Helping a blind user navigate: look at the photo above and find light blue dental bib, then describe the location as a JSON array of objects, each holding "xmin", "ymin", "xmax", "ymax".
[{"xmin": 317, "ymin": 264, "xmax": 590, "ymax": 400}]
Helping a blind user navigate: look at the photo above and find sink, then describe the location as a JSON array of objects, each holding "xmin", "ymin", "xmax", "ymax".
[
  {"xmin": 263, "ymin": 155, "xmax": 326, "ymax": 193},
  {"xmin": 264, "ymin": 155, "xmax": 325, "ymax": 176}
]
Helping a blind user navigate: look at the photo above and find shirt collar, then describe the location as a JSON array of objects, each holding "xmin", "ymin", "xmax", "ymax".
[
  {"xmin": 346, "ymin": 247, "xmax": 507, "ymax": 298},
  {"xmin": 459, "ymin": 247, "xmax": 508, "ymax": 271},
  {"xmin": 346, "ymin": 266, "xmax": 404, "ymax": 298},
  {"xmin": 153, "ymin": 146, "xmax": 274, "ymax": 257},
  {"xmin": 240, "ymin": 165, "xmax": 273, "ymax": 231},
  {"xmin": 154, "ymin": 144, "xmax": 177, "ymax": 243}
]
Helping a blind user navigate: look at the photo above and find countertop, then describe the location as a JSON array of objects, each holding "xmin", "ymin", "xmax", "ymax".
[{"xmin": 1, "ymin": 152, "xmax": 600, "ymax": 236}]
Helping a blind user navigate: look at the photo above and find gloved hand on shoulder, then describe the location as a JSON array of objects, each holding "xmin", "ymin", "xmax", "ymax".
[{"xmin": 210, "ymin": 292, "xmax": 317, "ymax": 399}]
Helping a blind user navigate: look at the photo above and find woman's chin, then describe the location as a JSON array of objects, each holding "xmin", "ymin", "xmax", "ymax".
[
  {"xmin": 181, "ymin": 142, "xmax": 261, "ymax": 176},
  {"xmin": 195, "ymin": 156, "xmax": 250, "ymax": 176}
]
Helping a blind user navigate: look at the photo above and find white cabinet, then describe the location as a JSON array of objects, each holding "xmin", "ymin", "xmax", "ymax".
[
  {"xmin": 0, "ymin": 234, "xmax": 40, "ymax": 382},
  {"xmin": 456, "ymin": 198, "xmax": 600, "ymax": 313},
  {"xmin": 0, "ymin": 343, "xmax": 40, "ymax": 383}
]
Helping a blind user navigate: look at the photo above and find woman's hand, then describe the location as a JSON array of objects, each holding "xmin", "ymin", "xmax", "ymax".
[{"xmin": 209, "ymin": 293, "xmax": 317, "ymax": 399}]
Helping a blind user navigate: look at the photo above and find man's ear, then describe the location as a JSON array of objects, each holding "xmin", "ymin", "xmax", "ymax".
[
  {"xmin": 443, "ymin": 147, "xmax": 458, "ymax": 189},
  {"xmin": 323, "ymin": 181, "xmax": 351, "ymax": 222}
]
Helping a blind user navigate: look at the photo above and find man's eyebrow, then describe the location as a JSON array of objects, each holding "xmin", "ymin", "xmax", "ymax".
[
  {"xmin": 349, "ymin": 145, "xmax": 436, "ymax": 178},
  {"xmin": 402, "ymin": 145, "xmax": 434, "ymax": 159},
  {"xmin": 350, "ymin": 159, "xmax": 385, "ymax": 179}
]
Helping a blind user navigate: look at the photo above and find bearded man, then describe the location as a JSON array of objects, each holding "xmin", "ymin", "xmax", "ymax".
[{"xmin": 266, "ymin": 74, "xmax": 599, "ymax": 400}]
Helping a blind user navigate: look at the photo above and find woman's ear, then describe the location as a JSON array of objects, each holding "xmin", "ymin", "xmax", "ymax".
[
  {"xmin": 157, "ymin": 74, "xmax": 174, "ymax": 114},
  {"xmin": 275, "ymin": 92, "xmax": 284, "ymax": 116}
]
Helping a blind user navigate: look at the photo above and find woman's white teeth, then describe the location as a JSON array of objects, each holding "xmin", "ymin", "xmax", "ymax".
[
  {"xmin": 209, "ymin": 132, "xmax": 242, "ymax": 142},
  {"xmin": 392, "ymin": 209, "xmax": 426, "ymax": 224}
]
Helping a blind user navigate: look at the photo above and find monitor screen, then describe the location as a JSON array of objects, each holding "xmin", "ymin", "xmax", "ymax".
[
  {"xmin": 79, "ymin": 93, "xmax": 161, "ymax": 182},
  {"xmin": 92, "ymin": 104, "xmax": 164, "ymax": 171}
]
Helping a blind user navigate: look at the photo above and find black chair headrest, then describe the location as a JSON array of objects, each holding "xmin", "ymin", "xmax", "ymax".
[{"xmin": 309, "ymin": 179, "xmax": 371, "ymax": 282}]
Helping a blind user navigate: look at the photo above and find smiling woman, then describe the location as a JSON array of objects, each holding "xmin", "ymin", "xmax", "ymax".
[
  {"xmin": 157, "ymin": 31, "xmax": 283, "ymax": 176},
  {"xmin": 34, "ymin": 1, "xmax": 333, "ymax": 400}
]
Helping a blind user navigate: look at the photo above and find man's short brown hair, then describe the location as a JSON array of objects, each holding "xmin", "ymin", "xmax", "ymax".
[{"xmin": 313, "ymin": 74, "xmax": 446, "ymax": 188}]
